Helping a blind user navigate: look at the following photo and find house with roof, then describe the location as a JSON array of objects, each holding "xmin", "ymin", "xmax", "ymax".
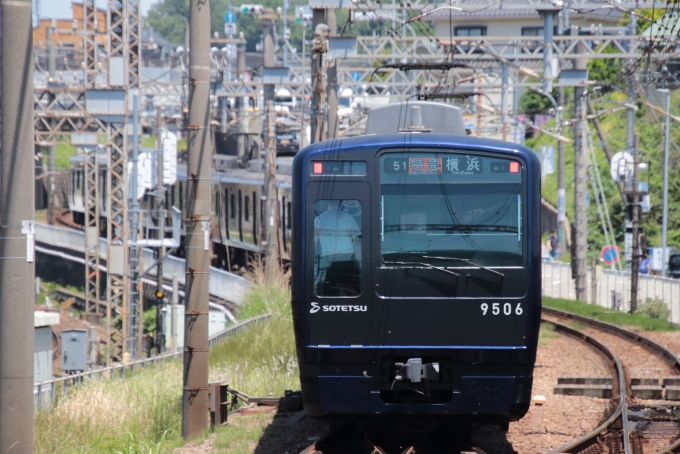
[{"xmin": 423, "ymin": 0, "xmax": 623, "ymax": 140}]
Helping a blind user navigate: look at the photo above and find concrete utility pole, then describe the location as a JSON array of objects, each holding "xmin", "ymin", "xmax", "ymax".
[
  {"xmin": 47, "ymin": 26, "xmax": 57, "ymax": 225},
  {"xmin": 659, "ymin": 88, "xmax": 671, "ymax": 277},
  {"xmin": 182, "ymin": 0, "xmax": 212, "ymax": 437},
  {"xmin": 155, "ymin": 106, "xmax": 166, "ymax": 354},
  {"xmin": 264, "ymin": 100, "xmax": 282, "ymax": 279},
  {"xmin": 500, "ymin": 62, "xmax": 509, "ymax": 141},
  {"xmin": 572, "ymin": 40, "xmax": 588, "ymax": 302},
  {"xmin": 326, "ymin": 9, "xmax": 339, "ymax": 140},
  {"xmin": 0, "ymin": 0, "xmax": 35, "ymax": 450},
  {"xmin": 263, "ymin": 10, "xmax": 276, "ymax": 103},
  {"xmin": 236, "ymin": 43, "xmax": 247, "ymax": 164},
  {"xmin": 630, "ymin": 134, "xmax": 641, "ymax": 313},
  {"xmin": 310, "ymin": 9, "xmax": 328, "ymax": 144},
  {"xmin": 557, "ymin": 86, "xmax": 566, "ymax": 250}
]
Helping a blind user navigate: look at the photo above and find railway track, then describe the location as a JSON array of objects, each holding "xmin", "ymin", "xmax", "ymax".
[
  {"xmin": 54, "ymin": 208, "xmax": 83, "ymax": 230},
  {"xmin": 544, "ymin": 307, "xmax": 680, "ymax": 454},
  {"xmin": 298, "ymin": 423, "xmax": 489, "ymax": 454}
]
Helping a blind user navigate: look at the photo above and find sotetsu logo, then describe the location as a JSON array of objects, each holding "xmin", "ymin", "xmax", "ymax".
[{"xmin": 309, "ymin": 302, "xmax": 367, "ymax": 313}]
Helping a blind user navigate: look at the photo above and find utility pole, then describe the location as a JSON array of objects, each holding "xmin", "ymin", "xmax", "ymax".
[
  {"xmin": 128, "ymin": 94, "xmax": 141, "ymax": 359},
  {"xmin": 310, "ymin": 9, "xmax": 328, "ymax": 144},
  {"xmin": 171, "ymin": 273, "xmax": 179, "ymax": 353},
  {"xmin": 630, "ymin": 134, "xmax": 641, "ymax": 313},
  {"xmin": 182, "ymin": 0, "xmax": 212, "ymax": 437},
  {"xmin": 155, "ymin": 106, "xmax": 166, "ymax": 354},
  {"xmin": 500, "ymin": 62, "xmax": 509, "ymax": 141},
  {"xmin": 557, "ymin": 86, "xmax": 566, "ymax": 250},
  {"xmin": 0, "ymin": 0, "xmax": 35, "ymax": 450},
  {"xmin": 572, "ymin": 39, "xmax": 588, "ymax": 302},
  {"xmin": 47, "ymin": 25, "xmax": 57, "ymax": 225},
  {"xmin": 327, "ymin": 9, "xmax": 338, "ymax": 140},
  {"xmin": 236, "ymin": 43, "xmax": 247, "ymax": 164},
  {"xmin": 659, "ymin": 88, "xmax": 670, "ymax": 277},
  {"xmin": 264, "ymin": 100, "xmax": 281, "ymax": 279}
]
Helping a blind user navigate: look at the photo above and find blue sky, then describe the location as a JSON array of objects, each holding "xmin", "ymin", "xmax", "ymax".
[{"xmin": 35, "ymin": 0, "xmax": 159, "ymax": 22}]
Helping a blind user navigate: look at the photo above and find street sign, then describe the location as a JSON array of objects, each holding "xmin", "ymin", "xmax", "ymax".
[
  {"xmin": 610, "ymin": 151, "xmax": 634, "ymax": 183},
  {"xmin": 224, "ymin": 23, "xmax": 237, "ymax": 36},
  {"xmin": 351, "ymin": 71, "xmax": 361, "ymax": 82},
  {"xmin": 601, "ymin": 245, "xmax": 620, "ymax": 265},
  {"xmin": 224, "ymin": 11, "xmax": 237, "ymax": 23}
]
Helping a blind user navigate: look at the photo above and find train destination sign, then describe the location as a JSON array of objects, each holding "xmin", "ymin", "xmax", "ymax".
[{"xmin": 384, "ymin": 155, "xmax": 521, "ymax": 176}]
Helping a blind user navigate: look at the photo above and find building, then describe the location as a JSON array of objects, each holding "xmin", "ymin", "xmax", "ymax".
[
  {"xmin": 33, "ymin": 3, "xmax": 107, "ymax": 50},
  {"xmin": 425, "ymin": 0, "xmax": 622, "ymax": 140}
]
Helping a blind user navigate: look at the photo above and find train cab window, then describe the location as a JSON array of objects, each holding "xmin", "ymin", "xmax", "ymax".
[
  {"xmin": 313, "ymin": 199, "xmax": 362, "ymax": 297},
  {"xmin": 380, "ymin": 152, "xmax": 523, "ymax": 268}
]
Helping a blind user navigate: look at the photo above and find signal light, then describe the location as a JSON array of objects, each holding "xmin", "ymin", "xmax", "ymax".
[
  {"xmin": 156, "ymin": 290, "xmax": 165, "ymax": 299},
  {"xmin": 241, "ymin": 4, "xmax": 263, "ymax": 15},
  {"xmin": 509, "ymin": 162, "xmax": 519, "ymax": 173},
  {"xmin": 313, "ymin": 162, "xmax": 323, "ymax": 174}
]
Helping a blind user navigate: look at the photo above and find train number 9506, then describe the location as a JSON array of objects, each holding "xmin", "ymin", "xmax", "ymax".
[{"xmin": 480, "ymin": 302, "xmax": 523, "ymax": 316}]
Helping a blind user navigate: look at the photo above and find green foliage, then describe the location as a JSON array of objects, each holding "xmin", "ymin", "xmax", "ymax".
[
  {"xmin": 543, "ymin": 297, "xmax": 680, "ymax": 331},
  {"xmin": 143, "ymin": 306, "xmax": 157, "ymax": 333},
  {"xmin": 145, "ymin": 0, "xmax": 189, "ymax": 45},
  {"xmin": 527, "ymin": 87, "xmax": 680, "ymax": 259},
  {"xmin": 638, "ymin": 299, "xmax": 671, "ymax": 321},
  {"xmin": 518, "ymin": 84, "xmax": 559, "ymax": 115}
]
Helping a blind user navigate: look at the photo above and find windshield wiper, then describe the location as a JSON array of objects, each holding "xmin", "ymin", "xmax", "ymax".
[
  {"xmin": 422, "ymin": 256, "xmax": 504, "ymax": 278},
  {"xmin": 383, "ymin": 260, "xmax": 461, "ymax": 279}
]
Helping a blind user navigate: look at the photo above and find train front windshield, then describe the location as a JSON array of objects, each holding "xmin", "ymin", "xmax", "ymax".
[{"xmin": 380, "ymin": 151, "xmax": 524, "ymax": 267}]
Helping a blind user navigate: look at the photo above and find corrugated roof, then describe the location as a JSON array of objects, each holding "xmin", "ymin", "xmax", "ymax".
[
  {"xmin": 640, "ymin": 11, "xmax": 680, "ymax": 38},
  {"xmin": 425, "ymin": 0, "xmax": 622, "ymax": 22}
]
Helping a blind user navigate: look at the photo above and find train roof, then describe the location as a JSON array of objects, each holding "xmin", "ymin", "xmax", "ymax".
[
  {"xmin": 296, "ymin": 132, "xmax": 539, "ymax": 167},
  {"xmin": 365, "ymin": 101, "xmax": 466, "ymax": 136}
]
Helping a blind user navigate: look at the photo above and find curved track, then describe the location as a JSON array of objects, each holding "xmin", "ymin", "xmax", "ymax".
[
  {"xmin": 542, "ymin": 316, "xmax": 630, "ymax": 454},
  {"xmin": 545, "ymin": 307, "xmax": 680, "ymax": 454}
]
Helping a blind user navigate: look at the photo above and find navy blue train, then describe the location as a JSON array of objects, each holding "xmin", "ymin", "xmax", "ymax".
[{"xmin": 291, "ymin": 101, "xmax": 541, "ymax": 431}]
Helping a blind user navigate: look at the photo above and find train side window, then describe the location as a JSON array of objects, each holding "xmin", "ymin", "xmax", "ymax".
[
  {"xmin": 245, "ymin": 195, "xmax": 250, "ymax": 221},
  {"xmin": 287, "ymin": 202, "xmax": 292, "ymax": 228},
  {"xmin": 313, "ymin": 199, "xmax": 362, "ymax": 297},
  {"xmin": 252, "ymin": 191, "xmax": 258, "ymax": 244},
  {"xmin": 179, "ymin": 183, "xmax": 184, "ymax": 211},
  {"xmin": 230, "ymin": 194, "xmax": 235, "ymax": 219}
]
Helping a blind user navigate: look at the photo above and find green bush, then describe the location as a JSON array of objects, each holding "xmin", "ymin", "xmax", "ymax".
[{"xmin": 638, "ymin": 299, "xmax": 671, "ymax": 322}]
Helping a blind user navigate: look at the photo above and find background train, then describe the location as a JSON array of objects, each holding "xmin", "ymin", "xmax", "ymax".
[
  {"xmin": 68, "ymin": 152, "xmax": 294, "ymax": 268},
  {"xmin": 291, "ymin": 101, "xmax": 542, "ymax": 434}
]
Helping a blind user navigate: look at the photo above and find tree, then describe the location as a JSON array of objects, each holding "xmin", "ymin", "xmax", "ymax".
[{"xmin": 146, "ymin": 0, "xmax": 189, "ymax": 45}]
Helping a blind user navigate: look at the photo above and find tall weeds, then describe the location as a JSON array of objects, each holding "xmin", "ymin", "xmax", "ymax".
[{"xmin": 34, "ymin": 257, "xmax": 298, "ymax": 453}]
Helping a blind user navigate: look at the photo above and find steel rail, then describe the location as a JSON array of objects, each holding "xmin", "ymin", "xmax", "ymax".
[
  {"xmin": 543, "ymin": 307, "xmax": 680, "ymax": 374},
  {"xmin": 543, "ymin": 317, "xmax": 630, "ymax": 454},
  {"xmin": 544, "ymin": 307, "xmax": 680, "ymax": 454}
]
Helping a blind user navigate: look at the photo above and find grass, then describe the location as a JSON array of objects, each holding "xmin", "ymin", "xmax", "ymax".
[
  {"xmin": 544, "ymin": 296, "xmax": 680, "ymax": 332},
  {"xmin": 209, "ymin": 259, "xmax": 298, "ymax": 397},
  {"xmin": 538, "ymin": 322, "xmax": 561, "ymax": 345},
  {"xmin": 34, "ymin": 261, "xmax": 296, "ymax": 453},
  {"xmin": 34, "ymin": 360, "xmax": 184, "ymax": 453}
]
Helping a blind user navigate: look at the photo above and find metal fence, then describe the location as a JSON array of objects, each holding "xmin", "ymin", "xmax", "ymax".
[
  {"xmin": 33, "ymin": 314, "xmax": 271, "ymax": 410},
  {"xmin": 34, "ymin": 222, "xmax": 251, "ymax": 305},
  {"xmin": 542, "ymin": 261, "xmax": 680, "ymax": 324}
]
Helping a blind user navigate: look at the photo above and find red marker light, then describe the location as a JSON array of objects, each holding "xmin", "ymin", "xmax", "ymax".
[
  {"xmin": 509, "ymin": 162, "xmax": 520, "ymax": 173},
  {"xmin": 313, "ymin": 162, "xmax": 323, "ymax": 174}
]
